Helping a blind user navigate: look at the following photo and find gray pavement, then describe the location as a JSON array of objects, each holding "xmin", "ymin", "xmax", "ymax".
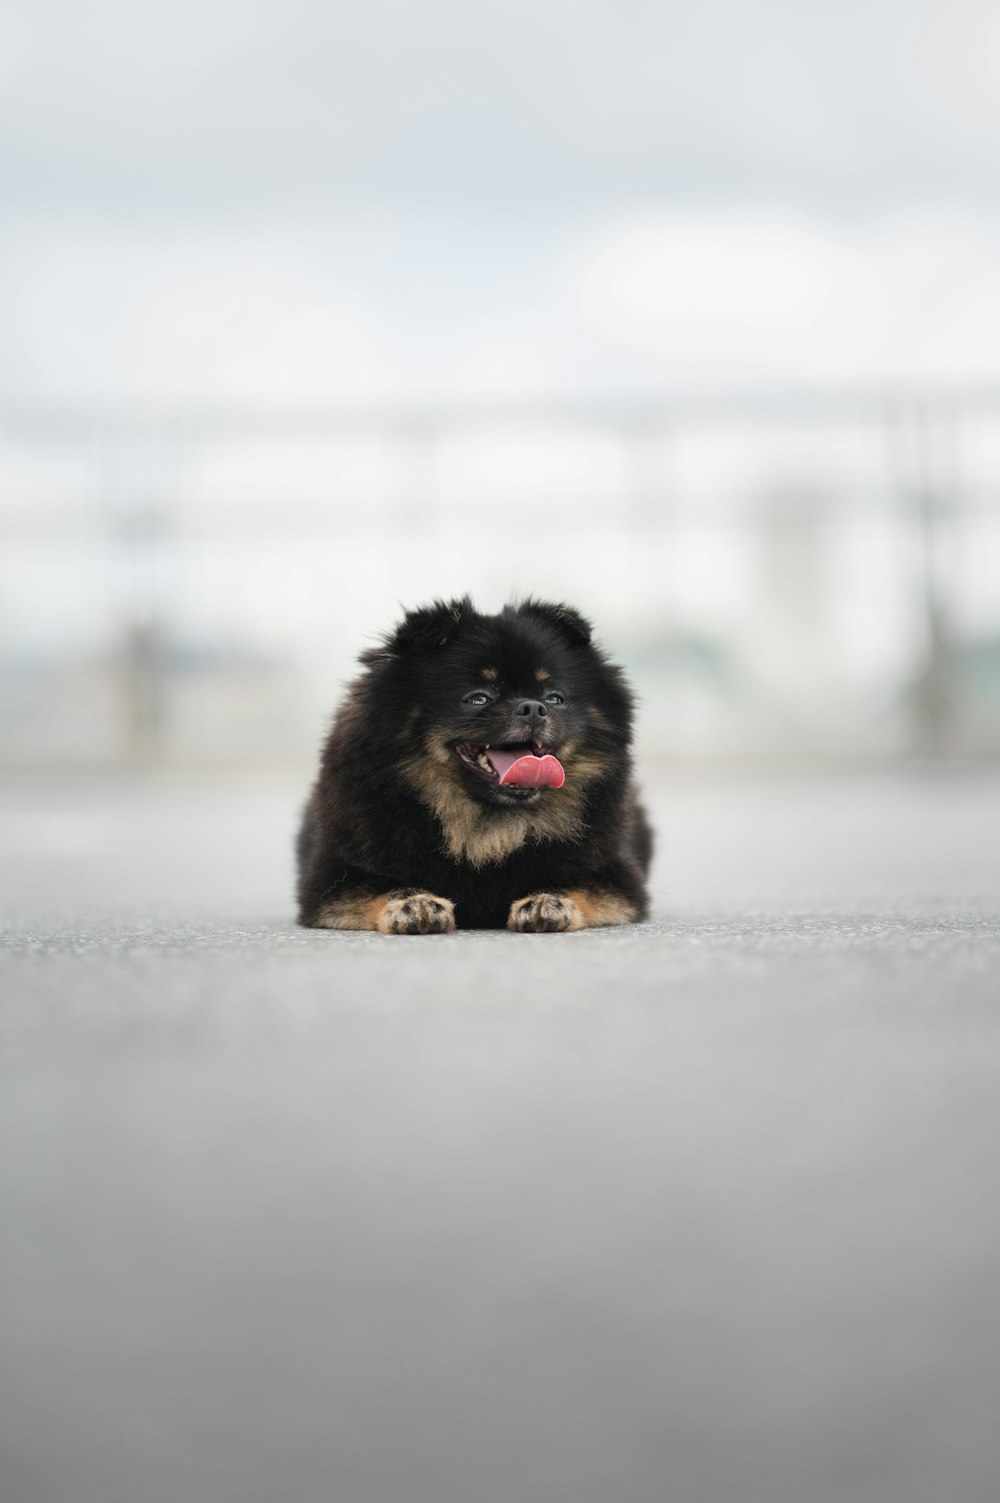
[{"xmin": 2, "ymin": 772, "xmax": 1000, "ymax": 1503}]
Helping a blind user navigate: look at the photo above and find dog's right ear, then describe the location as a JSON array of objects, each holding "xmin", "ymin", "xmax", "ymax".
[
  {"xmin": 513, "ymin": 598, "xmax": 593, "ymax": 648},
  {"xmin": 375, "ymin": 596, "xmax": 473, "ymax": 657}
]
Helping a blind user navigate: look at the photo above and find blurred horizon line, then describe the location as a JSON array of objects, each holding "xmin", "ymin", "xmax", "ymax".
[{"xmin": 5, "ymin": 383, "xmax": 1000, "ymax": 435}]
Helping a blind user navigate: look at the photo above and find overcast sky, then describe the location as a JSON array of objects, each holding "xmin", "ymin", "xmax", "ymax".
[{"xmin": 3, "ymin": 0, "xmax": 1000, "ymax": 401}]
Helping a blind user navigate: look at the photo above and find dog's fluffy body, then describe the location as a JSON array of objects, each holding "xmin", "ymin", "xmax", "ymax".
[{"xmin": 296, "ymin": 598, "xmax": 652, "ymax": 932}]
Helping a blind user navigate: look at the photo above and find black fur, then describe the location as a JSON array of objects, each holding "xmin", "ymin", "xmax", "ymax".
[{"xmin": 296, "ymin": 598, "xmax": 652, "ymax": 930}]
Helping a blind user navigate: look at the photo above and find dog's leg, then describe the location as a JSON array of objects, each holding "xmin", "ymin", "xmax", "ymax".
[
  {"xmin": 310, "ymin": 888, "xmax": 456, "ymax": 934},
  {"xmin": 507, "ymin": 889, "xmax": 639, "ymax": 932}
]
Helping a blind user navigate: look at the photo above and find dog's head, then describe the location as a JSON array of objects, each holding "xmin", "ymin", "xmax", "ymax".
[{"xmin": 364, "ymin": 599, "xmax": 632, "ymax": 859}]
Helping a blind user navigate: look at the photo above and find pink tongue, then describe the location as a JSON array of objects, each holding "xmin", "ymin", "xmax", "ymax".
[{"xmin": 486, "ymin": 749, "xmax": 565, "ymax": 788}]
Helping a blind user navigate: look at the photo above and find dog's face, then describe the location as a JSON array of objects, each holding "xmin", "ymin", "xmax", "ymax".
[{"xmin": 368, "ymin": 599, "xmax": 633, "ymax": 844}]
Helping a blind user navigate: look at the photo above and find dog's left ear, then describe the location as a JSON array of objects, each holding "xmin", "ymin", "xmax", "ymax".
[
  {"xmin": 386, "ymin": 596, "xmax": 472, "ymax": 653},
  {"xmin": 514, "ymin": 599, "xmax": 593, "ymax": 648}
]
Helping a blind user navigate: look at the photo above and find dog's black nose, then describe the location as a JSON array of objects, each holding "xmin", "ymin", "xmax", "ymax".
[{"xmin": 515, "ymin": 699, "xmax": 548, "ymax": 726}]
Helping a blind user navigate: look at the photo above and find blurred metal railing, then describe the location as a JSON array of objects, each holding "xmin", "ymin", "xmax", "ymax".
[{"xmin": 2, "ymin": 390, "xmax": 999, "ymax": 766}]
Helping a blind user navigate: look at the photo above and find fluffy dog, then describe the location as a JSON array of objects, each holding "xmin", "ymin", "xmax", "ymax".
[{"xmin": 296, "ymin": 597, "xmax": 651, "ymax": 932}]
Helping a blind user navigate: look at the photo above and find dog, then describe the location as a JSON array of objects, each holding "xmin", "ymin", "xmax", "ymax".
[{"xmin": 296, "ymin": 597, "xmax": 651, "ymax": 932}]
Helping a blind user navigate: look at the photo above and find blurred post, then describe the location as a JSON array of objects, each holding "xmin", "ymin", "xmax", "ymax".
[{"xmin": 910, "ymin": 399, "xmax": 960, "ymax": 759}]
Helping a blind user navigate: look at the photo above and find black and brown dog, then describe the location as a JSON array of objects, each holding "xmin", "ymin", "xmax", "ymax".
[{"xmin": 296, "ymin": 597, "xmax": 652, "ymax": 932}]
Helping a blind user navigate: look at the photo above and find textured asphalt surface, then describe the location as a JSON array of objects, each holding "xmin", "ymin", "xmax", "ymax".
[{"xmin": 2, "ymin": 773, "xmax": 1000, "ymax": 1503}]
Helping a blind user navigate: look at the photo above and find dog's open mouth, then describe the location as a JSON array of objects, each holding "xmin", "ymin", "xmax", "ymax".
[{"xmin": 454, "ymin": 742, "xmax": 565, "ymax": 791}]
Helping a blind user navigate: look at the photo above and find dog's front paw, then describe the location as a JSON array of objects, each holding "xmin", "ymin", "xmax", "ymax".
[
  {"xmin": 507, "ymin": 892, "xmax": 584, "ymax": 933},
  {"xmin": 378, "ymin": 892, "xmax": 456, "ymax": 935}
]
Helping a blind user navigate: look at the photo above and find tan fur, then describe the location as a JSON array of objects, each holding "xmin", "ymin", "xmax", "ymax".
[
  {"xmin": 508, "ymin": 888, "xmax": 638, "ymax": 932},
  {"xmin": 558, "ymin": 737, "xmax": 613, "ymax": 784},
  {"xmin": 396, "ymin": 705, "xmax": 422, "ymax": 743},
  {"xmin": 402, "ymin": 737, "xmax": 588, "ymax": 865},
  {"xmin": 564, "ymin": 889, "xmax": 639, "ymax": 927},
  {"xmin": 534, "ymin": 667, "xmax": 550, "ymax": 683},
  {"xmin": 419, "ymin": 774, "xmax": 585, "ymax": 865},
  {"xmin": 481, "ymin": 666, "xmax": 498, "ymax": 681},
  {"xmin": 564, "ymin": 750, "xmax": 613, "ymax": 782},
  {"xmin": 313, "ymin": 893, "xmax": 389, "ymax": 930},
  {"xmin": 314, "ymin": 889, "xmax": 455, "ymax": 933}
]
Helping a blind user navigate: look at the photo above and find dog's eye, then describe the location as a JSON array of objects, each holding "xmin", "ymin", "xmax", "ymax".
[
  {"xmin": 544, "ymin": 692, "xmax": 565, "ymax": 706},
  {"xmin": 464, "ymin": 692, "xmax": 490, "ymax": 707}
]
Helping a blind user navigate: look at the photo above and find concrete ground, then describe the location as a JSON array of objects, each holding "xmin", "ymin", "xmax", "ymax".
[{"xmin": 2, "ymin": 771, "xmax": 1000, "ymax": 1503}]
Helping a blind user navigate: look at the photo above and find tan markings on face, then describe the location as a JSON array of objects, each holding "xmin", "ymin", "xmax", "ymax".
[
  {"xmin": 564, "ymin": 889, "xmax": 639, "ymax": 928},
  {"xmin": 557, "ymin": 738, "xmax": 613, "ymax": 784},
  {"xmin": 400, "ymin": 732, "xmax": 585, "ymax": 867},
  {"xmin": 567, "ymin": 752, "xmax": 612, "ymax": 781},
  {"xmin": 481, "ymin": 666, "xmax": 498, "ymax": 681},
  {"xmin": 535, "ymin": 668, "xmax": 550, "ymax": 683},
  {"xmin": 586, "ymin": 704, "xmax": 614, "ymax": 734},
  {"xmin": 396, "ymin": 705, "xmax": 422, "ymax": 742}
]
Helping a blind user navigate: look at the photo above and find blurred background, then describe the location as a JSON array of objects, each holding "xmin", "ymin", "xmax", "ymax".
[
  {"xmin": 7, "ymin": 14, "xmax": 1000, "ymax": 1503},
  {"xmin": 4, "ymin": 0, "xmax": 1000, "ymax": 775}
]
